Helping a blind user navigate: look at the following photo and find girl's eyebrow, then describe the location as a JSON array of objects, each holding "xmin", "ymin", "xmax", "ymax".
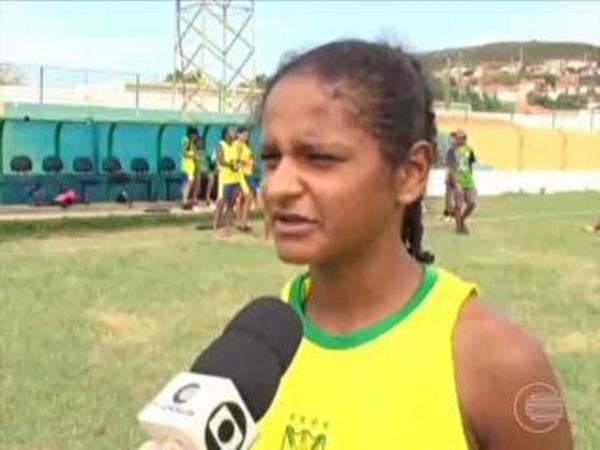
[
  {"xmin": 261, "ymin": 142, "xmax": 279, "ymax": 153},
  {"xmin": 262, "ymin": 132, "xmax": 353, "ymax": 155},
  {"xmin": 261, "ymin": 135, "xmax": 319, "ymax": 153},
  {"xmin": 292, "ymin": 135, "xmax": 353, "ymax": 155}
]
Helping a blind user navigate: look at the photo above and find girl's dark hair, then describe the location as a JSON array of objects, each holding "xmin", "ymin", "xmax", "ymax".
[
  {"xmin": 237, "ymin": 125, "xmax": 249, "ymax": 134},
  {"xmin": 187, "ymin": 125, "xmax": 199, "ymax": 136},
  {"xmin": 259, "ymin": 40, "xmax": 436, "ymax": 167}
]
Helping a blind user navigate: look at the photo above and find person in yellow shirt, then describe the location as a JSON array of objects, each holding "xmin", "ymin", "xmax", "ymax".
[
  {"xmin": 234, "ymin": 126, "xmax": 256, "ymax": 232},
  {"xmin": 180, "ymin": 126, "xmax": 200, "ymax": 210},
  {"xmin": 212, "ymin": 125, "xmax": 240, "ymax": 233},
  {"xmin": 253, "ymin": 39, "xmax": 572, "ymax": 450}
]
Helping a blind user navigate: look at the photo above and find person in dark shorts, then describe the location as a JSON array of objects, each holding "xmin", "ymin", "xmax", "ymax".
[
  {"xmin": 443, "ymin": 131, "xmax": 458, "ymax": 220},
  {"xmin": 453, "ymin": 129, "xmax": 478, "ymax": 234}
]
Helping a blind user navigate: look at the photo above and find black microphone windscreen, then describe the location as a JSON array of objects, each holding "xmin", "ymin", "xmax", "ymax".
[{"xmin": 190, "ymin": 297, "xmax": 303, "ymax": 420}]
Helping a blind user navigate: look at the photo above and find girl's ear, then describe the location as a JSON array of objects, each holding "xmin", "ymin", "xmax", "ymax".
[{"xmin": 393, "ymin": 140, "xmax": 433, "ymax": 206}]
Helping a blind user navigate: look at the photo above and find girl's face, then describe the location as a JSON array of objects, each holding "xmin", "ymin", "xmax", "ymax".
[
  {"xmin": 226, "ymin": 126, "xmax": 237, "ymax": 141},
  {"xmin": 261, "ymin": 73, "xmax": 409, "ymax": 265}
]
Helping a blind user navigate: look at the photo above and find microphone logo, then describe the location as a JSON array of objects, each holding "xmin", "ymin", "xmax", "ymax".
[
  {"xmin": 205, "ymin": 402, "xmax": 247, "ymax": 450},
  {"xmin": 172, "ymin": 383, "xmax": 201, "ymax": 404}
]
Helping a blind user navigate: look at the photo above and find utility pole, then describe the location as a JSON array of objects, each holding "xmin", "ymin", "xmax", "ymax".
[
  {"xmin": 519, "ymin": 43, "xmax": 524, "ymax": 73},
  {"xmin": 457, "ymin": 51, "xmax": 464, "ymax": 103},
  {"xmin": 444, "ymin": 54, "xmax": 451, "ymax": 109}
]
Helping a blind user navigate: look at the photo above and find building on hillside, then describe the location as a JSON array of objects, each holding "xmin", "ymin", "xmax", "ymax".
[
  {"xmin": 477, "ymin": 83, "xmax": 519, "ymax": 103},
  {"xmin": 539, "ymin": 59, "xmax": 567, "ymax": 76},
  {"xmin": 479, "ymin": 78, "xmax": 546, "ymax": 104},
  {"xmin": 499, "ymin": 62, "xmax": 522, "ymax": 75},
  {"xmin": 552, "ymin": 73, "xmax": 581, "ymax": 97},
  {"xmin": 566, "ymin": 59, "xmax": 592, "ymax": 72}
]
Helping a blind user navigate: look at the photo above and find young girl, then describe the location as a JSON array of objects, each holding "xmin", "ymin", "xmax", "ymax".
[
  {"xmin": 254, "ymin": 40, "xmax": 572, "ymax": 450},
  {"xmin": 235, "ymin": 125, "xmax": 257, "ymax": 232},
  {"xmin": 180, "ymin": 126, "xmax": 200, "ymax": 209},
  {"xmin": 453, "ymin": 129, "xmax": 478, "ymax": 234},
  {"xmin": 212, "ymin": 125, "xmax": 241, "ymax": 232}
]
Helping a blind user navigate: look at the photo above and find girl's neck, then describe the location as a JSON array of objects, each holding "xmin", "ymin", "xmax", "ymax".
[{"xmin": 307, "ymin": 226, "xmax": 423, "ymax": 335}]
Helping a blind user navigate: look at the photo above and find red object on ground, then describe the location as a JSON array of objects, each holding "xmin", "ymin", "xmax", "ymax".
[{"xmin": 54, "ymin": 189, "xmax": 77, "ymax": 207}]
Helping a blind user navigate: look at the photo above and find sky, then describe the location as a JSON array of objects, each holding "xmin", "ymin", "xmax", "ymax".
[{"xmin": 0, "ymin": 0, "xmax": 598, "ymax": 78}]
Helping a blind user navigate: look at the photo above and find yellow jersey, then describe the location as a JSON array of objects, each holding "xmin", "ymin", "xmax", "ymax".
[
  {"xmin": 255, "ymin": 266, "xmax": 477, "ymax": 450},
  {"xmin": 218, "ymin": 140, "xmax": 240, "ymax": 185},
  {"xmin": 235, "ymin": 140, "xmax": 254, "ymax": 177},
  {"xmin": 234, "ymin": 140, "xmax": 254, "ymax": 194},
  {"xmin": 181, "ymin": 136, "xmax": 197, "ymax": 178}
]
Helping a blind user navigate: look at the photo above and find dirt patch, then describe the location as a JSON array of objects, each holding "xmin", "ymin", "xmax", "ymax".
[
  {"xmin": 549, "ymin": 331, "xmax": 600, "ymax": 354},
  {"xmin": 90, "ymin": 308, "xmax": 153, "ymax": 352}
]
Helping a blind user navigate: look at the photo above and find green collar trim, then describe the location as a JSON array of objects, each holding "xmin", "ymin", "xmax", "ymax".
[{"xmin": 290, "ymin": 266, "xmax": 438, "ymax": 350}]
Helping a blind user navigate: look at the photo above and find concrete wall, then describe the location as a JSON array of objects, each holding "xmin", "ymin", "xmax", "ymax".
[
  {"xmin": 427, "ymin": 169, "xmax": 600, "ymax": 197},
  {"xmin": 438, "ymin": 118, "xmax": 600, "ymax": 170}
]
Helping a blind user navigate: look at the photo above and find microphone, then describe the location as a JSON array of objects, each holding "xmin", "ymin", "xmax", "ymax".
[{"xmin": 138, "ymin": 297, "xmax": 303, "ymax": 450}]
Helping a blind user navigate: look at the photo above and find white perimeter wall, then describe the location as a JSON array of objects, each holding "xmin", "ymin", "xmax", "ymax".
[{"xmin": 427, "ymin": 169, "xmax": 600, "ymax": 196}]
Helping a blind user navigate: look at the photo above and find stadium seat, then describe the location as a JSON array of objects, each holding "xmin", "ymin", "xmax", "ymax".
[
  {"xmin": 159, "ymin": 156, "xmax": 184, "ymax": 201},
  {"xmin": 102, "ymin": 156, "xmax": 122, "ymax": 175},
  {"xmin": 130, "ymin": 157, "xmax": 152, "ymax": 200},
  {"xmin": 73, "ymin": 156, "xmax": 99, "ymax": 204},
  {"xmin": 102, "ymin": 156, "xmax": 130, "ymax": 201},
  {"xmin": 73, "ymin": 156, "xmax": 93, "ymax": 174},
  {"xmin": 42, "ymin": 155, "xmax": 63, "ymax": 175},
  {"xmin": 102, "ymin": 156, "xmax": 129, "ymax": 182},
  {"xmin": 10, "ymin": 155, "xmax": 33, "ymax": 175},
  {"xmin": 7, "ymin": 155, "xmax": 38, "ymax": 204},
  {"xmin": 42, "ymin": 155, "xmax": 64, "ymax": 193}
]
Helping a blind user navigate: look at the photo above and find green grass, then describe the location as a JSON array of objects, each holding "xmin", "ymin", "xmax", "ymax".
[
  {"xmin": 0, "ymin": 210, "xmax": 264, "ymax": 242},
  {"xmin": 0, "ymin": 192, "xmax": 599, "ymax": 450},
  {"xmin": 0, "ymin": 213, "xmax": 206, "ymax": 242}
]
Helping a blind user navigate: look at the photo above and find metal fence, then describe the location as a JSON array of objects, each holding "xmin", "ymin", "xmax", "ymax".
[
  {"xmin": 434, "ymin": 102, "xmax": 600, "ymax": 132},
  {"xmin": 0, "ymin": 62, "xmax": 261, "ymax": 114},
  {"xmin": 1, "ymin": 63, "xmax": 599, "ymax": 130}
]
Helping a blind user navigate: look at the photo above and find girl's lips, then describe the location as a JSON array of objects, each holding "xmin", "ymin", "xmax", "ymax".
[{"xmin": 272, "ymin": 211, "xmax": 318, "ymax": 238}]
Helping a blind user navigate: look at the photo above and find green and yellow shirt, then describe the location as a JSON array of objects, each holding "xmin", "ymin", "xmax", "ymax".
[{"xmin": 255, "ymin": 266, "xmax": 477, "ymax": 450}]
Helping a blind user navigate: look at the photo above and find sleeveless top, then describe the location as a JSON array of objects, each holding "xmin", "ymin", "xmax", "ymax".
[
  {"xmin": 218, "ymin": 140, "xmax": 240, "ymax": 185},
  {"xmin": 255, "ymin": 266, "xmax": 477, "ymax": 450}
]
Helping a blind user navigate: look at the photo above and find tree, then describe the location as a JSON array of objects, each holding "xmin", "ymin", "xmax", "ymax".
[
  {"xmin": 527, "ymin": 91, "xmax": 588, "ymax": 110},
  {"xmin": 165, "ymin": 69, "xmax": 204, "ymax": 83},
  {"xmin": 0, "ymin": 64, "xmax": 24, "ymax": 85},
  {"xmin": 542, "ymin": 73, "xmax": 558, "ymax": 88},
  {"xmin": 238, "ymin": 74, "xmax": 269, "ymax": 89},
  {"xmin": 466, "ymin": 87, "xmax": 514, "ymax": 112},
  {"xmin": 555, "ymin": 93, "xmax": 587, "ymax": 109}
]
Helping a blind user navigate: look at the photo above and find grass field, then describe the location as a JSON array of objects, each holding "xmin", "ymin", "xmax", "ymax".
[{"xmin": 1, "ymin": 192, "xmax": 599, "ymax": 450}]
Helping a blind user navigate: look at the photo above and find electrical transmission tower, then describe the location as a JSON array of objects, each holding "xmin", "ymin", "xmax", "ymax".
[{"xmin": 174, "ymin": 0, "xmax": 256, "ymax": 114}]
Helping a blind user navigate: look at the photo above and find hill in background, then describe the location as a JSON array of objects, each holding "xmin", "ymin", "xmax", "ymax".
[{"xmin": 416, "ymin": 41, "xmax": 600, "ymax": 71}]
